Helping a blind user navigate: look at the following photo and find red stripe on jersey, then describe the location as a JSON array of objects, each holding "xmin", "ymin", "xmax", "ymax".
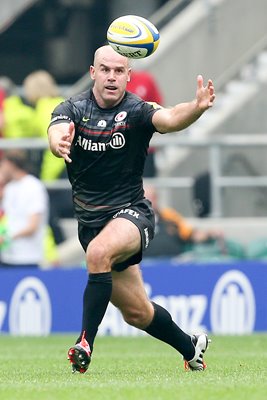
[
  {"xmin": 79, "ymin": 126, "xmax": 112, "ymax": 135},
  {"xmin": 78, "ymin": 124, "xmax": 130, "ymax": 136}
]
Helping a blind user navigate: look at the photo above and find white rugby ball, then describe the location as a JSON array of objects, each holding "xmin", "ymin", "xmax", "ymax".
[{"xmin": 107, "ymin": 15, "xmax": 160, "ymax": 59}]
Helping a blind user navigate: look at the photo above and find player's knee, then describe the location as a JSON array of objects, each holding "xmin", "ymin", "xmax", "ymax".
[
  {"xmin": 123, "ymin": 307, "xmax": 152, "ymax": 329},
  {"xmin": 86, "ymin": 242, "xmax": 111, "ymax": 273}
]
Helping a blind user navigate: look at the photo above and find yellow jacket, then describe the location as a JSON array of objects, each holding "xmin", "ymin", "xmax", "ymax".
[
  {"xmin": 35, "ymin": 96, "xmax": 66, "ymax": 181},
  {"xmin": 3, "ymin": 96, "xmax": 37, "ymax": 138}
]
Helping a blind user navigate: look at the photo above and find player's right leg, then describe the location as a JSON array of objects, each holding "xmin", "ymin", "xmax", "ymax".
[{"xmin": 68, "ymin": 217, "xmax": 142, "ymax": 373}]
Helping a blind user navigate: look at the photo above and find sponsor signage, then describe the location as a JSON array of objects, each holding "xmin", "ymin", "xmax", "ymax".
[{"xmin": 0, "ymin": 261, "xmax": 266, "ymax": 335}]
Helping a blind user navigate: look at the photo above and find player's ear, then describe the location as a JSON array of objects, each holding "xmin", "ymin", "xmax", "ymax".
[
  {"xmin": 127, "ymin": 68, "xmax": 132, "ymax": 82},
  {"xmin": 89, "ymin": 65, "xmax": 95, "ymax": 80}
]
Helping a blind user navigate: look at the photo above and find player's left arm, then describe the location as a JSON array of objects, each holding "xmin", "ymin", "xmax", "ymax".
[{"xmin": 152, "ymin": 75, "xmax": 215, "ymax": 134}]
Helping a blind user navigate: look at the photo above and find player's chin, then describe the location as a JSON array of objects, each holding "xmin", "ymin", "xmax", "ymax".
[{"xmin": 104, "ymin": 91, "xmax": 122, "ymax": 104}]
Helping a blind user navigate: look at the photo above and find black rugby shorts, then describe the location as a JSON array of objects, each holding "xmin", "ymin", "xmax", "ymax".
[{"xmin": 78, "ymin": 199, "xmax": 155, "ymax": 271}]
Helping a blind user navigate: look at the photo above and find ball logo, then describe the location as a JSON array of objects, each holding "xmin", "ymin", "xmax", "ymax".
[
  {"xmin": 210, "ymin": 270, "xmax": 255, "ymax": 334},
  {"xmin": 115, "ymin": 111, "xmax": 127, "ymax": 122},
  {"xmin": 107, "ymin": 15, "xmax": 160, "ymax": 59},
  {"xmin": 114, "ymin": 46, "xmax": 146, "ymax": 58},
  {"xmin": 9, "ymin": 277, "xmax": 52, "ymax": 336},
  {"xmin": 109, "ymin": 132, "xmax": 125, "ymax": 149}
]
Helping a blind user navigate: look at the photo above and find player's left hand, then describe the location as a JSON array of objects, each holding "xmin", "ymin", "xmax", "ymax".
[{"xmin": 196, "ymin": 75, "xmax": 215, "ymax": 110}]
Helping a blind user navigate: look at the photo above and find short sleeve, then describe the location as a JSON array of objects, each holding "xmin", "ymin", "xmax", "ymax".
[
  {"xmin": 48, "ymin": 100, "xmax": 75, "ymax": 128},
  {"xmin": 133, "ymin": 100, "xmax": 161, "ymax": 134}
]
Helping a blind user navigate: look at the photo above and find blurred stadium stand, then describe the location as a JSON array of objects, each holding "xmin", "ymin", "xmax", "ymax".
[{"xmin": 0, "ymin": 0, "xmax": 38, "ymax": 34}]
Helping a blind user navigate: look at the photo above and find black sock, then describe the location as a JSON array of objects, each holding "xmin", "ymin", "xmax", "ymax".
[
  {"xmin": 144, "ymin": 302, "xmax": 194, "ymax": 361},
  {"xmin": 77, "ymin": 272, "xmax": 112, "ymax": 351}
]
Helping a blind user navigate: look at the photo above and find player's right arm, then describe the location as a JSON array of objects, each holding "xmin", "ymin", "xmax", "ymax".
[{"xmin": 48, "ymin": 121, "xmax": 75, "ymax": 163}]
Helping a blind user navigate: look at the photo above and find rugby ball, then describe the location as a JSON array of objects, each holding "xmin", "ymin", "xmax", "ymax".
[{"xmin": 107, "ymin": 15, "xmax": 160, "ymax": 59}]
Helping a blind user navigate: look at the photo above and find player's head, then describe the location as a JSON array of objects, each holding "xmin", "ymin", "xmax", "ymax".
[{"xmin": 90, "ymin": 45, "xmax": 131, "ymax": 108}]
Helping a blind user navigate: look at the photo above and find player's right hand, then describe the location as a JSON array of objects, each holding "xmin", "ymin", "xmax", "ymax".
[{"xmin": 57, "ymin": 122, "xmax": 75, "ymax": 163}]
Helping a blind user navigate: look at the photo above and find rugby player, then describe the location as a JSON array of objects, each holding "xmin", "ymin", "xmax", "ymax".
[{"xmin": 48, "ymin": 45, "xmax": 215, "ymax": 373}]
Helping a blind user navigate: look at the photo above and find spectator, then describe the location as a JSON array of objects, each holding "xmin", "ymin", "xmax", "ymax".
[
  {"xmin": 127, "ymin": 70, "xmax": 163, "ymax": 105},
  {"xmin": 25, "ymin": 70, "xmax": 73, "ymax": 244},
  {"xmin": 0, "ymin": 173, "xmax": 9, "ymax": 253},
  {"xmin": 23, "ymin": 70, "xmax": 64, "ymax": 140},
  {"xmin": 2, "ymin": 70, "xmax": 72, "ymax": 244},
  {"xmin": 0, "ymin": 76, "xmax": 16, "ymax": 138},
  {"xmin": 143, "ymin": 185, "xmax": 224, "ymax": 258},
  {"xmin": 2, "ymin": 70, "xmax": 64, "ymax": 173},
  {"xmin": 0, "ymin": 150, "xmax": 49, "ymax": 268},
  {"xmin": 2, "ymin": 77, "xmax": 36, "ymax": 140},
  {"xmin": 127, "ymin": 70, "xmax": 164, "ymax": 177},
  {"xmin": 0, "ymin": 85, "xmax": 5, "ymax": 136}
]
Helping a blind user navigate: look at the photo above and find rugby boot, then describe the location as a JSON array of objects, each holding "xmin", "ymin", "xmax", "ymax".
[
  {"xmin": 184, "ymin": 333, "xmax": 210, "ymax": 371},
  {"xmin": 67, "ymin": 331, "xmax": 91, "ymax": 373}
]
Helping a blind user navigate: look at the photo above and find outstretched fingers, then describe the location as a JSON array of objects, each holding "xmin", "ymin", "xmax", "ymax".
[
  {"xmin": 197, "ymin": 74, "xmax": 204, "ymax": 89},
  {"xmin": 58, "ymin": 135, "xmax": 72, "ymax": 162},
  {"xmin": 207, "ymin": 79, "xmax": 216, "ymax": 106},
  {"xmin": 197, "ymin": 75, "xmax": 215, "ymax": 108},
  {"xmin": 58, "ymin": 122, "xmax": 75, "ymax": 163}
]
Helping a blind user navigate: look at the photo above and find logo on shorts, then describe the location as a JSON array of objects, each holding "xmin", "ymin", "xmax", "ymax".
[
  {"xmin": 113, "ymin": 208, "xmax": 139, "ymax": 219},
  {"xmin": 115, "ymin": 111, "xmax": 127, "ymax": 122},
  {"xmin": 144, "ymin": 227, "xmax": 150, "ymax": 248}
]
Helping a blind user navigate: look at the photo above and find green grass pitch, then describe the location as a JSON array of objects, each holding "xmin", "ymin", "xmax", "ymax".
[{"xmin": 0, "ymin": 335, "xmax": 266, "ymax": 400}]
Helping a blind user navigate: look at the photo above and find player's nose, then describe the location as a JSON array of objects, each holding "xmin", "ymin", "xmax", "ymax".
[{"xmin": 107, "ymin": 70, "xmax": 116, "ymax": 80}]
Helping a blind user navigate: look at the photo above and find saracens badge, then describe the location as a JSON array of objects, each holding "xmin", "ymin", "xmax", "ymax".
[{"xmin": 115, "ymin": 111, "xmax": 127, "ymax": 122}]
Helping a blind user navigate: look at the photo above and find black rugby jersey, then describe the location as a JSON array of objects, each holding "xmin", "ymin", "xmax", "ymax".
[{"xmin": 49, "ymin": 89, "xmax": 160, "ymax": 226}]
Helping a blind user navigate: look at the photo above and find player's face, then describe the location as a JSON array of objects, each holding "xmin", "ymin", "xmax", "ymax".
[{"xmin": 90, "ymin": 47, "xmax": 130, "ymax": 108}]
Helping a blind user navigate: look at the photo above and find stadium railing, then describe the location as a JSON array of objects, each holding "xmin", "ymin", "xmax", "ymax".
[{"xmin": 1, "ymin": 134, "xmax": 267, "ymax": 217}]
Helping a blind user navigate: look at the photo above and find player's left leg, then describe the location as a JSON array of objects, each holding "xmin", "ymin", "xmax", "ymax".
[
  {"xmin": 111, "ymin": 264, "xmax": 154, "ymax": 328},
  {"xmin": 111, "ymin": 264, "xmax": 209, "ymax": 370}
]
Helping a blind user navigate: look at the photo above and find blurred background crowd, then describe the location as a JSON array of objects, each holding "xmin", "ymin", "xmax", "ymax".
[{"xmin": 1, "ymin": 0, "xmax": 267, "ymax": 268}]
